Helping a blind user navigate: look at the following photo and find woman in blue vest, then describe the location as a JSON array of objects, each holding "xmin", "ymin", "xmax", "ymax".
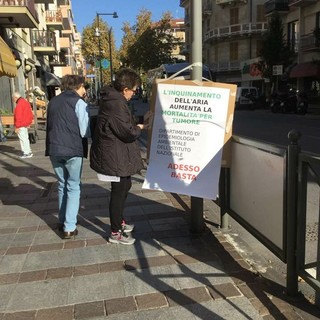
[{"xmin": 46, "ymin": 75, "xmax": 90, "ymax": 239}]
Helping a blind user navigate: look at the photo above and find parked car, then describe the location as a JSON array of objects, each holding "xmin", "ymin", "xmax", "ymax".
[{"xmin": 235, "ymin": 87, "xmax": 259, "ymax": 110}]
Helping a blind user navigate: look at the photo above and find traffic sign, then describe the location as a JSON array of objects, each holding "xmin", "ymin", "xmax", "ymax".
[
  {"xmin": 86, "ymin": 74, "xmax": 95, "ymax": 78},
  {"xmin": 273, "ymin": 65, "xmax": 283, "ymax": 76},
  {"xmin": 101, "ymin": 59, "xmax": 110, "ymax": 69}
]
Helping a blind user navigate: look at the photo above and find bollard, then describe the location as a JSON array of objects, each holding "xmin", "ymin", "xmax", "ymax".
[{"xmin": 286, "ymin": 129, "xmax": 301, "ymax": 296}]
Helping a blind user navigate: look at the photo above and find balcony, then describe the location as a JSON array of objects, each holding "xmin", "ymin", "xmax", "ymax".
[
  {"xmin": 289, "ymin": 0, "xmax": 317, "ymax": 7},
  {"xmin": 32, "ymin": 30, "xmax": 57, "ymax": 55},
  {"xmin": 60, "ymin": 6, "xmax": 72, "ymax": 31},
  {"xmin": 203, "ymin": 4, "xmax": 212, "ymax": 16},
  {"xmin": 211, "ymin": 60, "xmax": 241, "ymax": 72},
  {"xmin": 180, "ymin": 0, "xmax": 188, "ymax": 7},
  {"xmin": 265, "ymin": 0, "xmax": 289, "ymax": 15},
  {"xmin": 34, "ymin": 0, "xmax": 54, "ymax": 3},
  {"xmin": 0, "ymin": 0, "xmax": 39, "ymax": 28},
  {"xmin": 300, "ymin": 33, "xmax": 320, "ymax": 52},
  {"xmin": 49, "ymin": 53, "xmax": 67, "ymax": 67},
  {"xmin": 10, "ymin": 31, "xmax": 33, "ymax": 60},
  {"xmin": 46, "ymin": 9, "xmax": 63, "ymax": 30},
  {"xmin": 204, "ymin": 22, "xmax": 268, "ymax": 42},
  {"xmin": 59, "ymin": 36, "xmax": 70, "ymax": 48}
]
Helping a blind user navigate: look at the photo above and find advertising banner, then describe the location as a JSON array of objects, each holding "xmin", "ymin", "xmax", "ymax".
[{"xmin": 142, "ymin": 80, "xmax": 236, "ymax": 199}]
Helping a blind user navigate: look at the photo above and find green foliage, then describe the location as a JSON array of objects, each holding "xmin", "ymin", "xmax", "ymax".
[
  {"xmin": 258, "ymin": 12, "xmax": 294, "ymax": 84},
  {"xmin": 81, "ymin": 16, "xmax": 121, "ymax": 85},
  {"xmin": 119, "ymin": 10, "xmax": 182, "ymax": 73}
]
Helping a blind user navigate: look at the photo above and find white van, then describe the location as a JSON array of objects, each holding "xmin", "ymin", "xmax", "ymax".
[{"xmin": 235, "ymin": 87, "xmax": 259, "ymax": 109}]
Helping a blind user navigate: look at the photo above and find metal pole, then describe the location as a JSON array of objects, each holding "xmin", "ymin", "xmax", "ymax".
[
  {"xmin": 109, "ymin": 28, "xmax": 113, "ymax": 84},
  {"xmin": 219, "ymin": 167, "xmax": 230, "ymax": 230},
  {"xmin": 286, "ymin": 129, "xmax": 301, "ymax": 296},
  {"xmin": 190, "ymin": 0, "xmax": 205, "ymax": 234},
  {"xmin": 97, "ymin": 15, "xmax": 103, "ymax": 90}
]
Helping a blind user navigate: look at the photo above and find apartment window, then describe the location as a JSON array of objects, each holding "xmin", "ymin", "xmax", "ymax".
[
  {"xmin": 288, "ymin": 20, "xmax": 299, "ymax": 53},
  {"xmin": 316, "ymin": 12, "xmax": 320, "ymax": 29},
  {"xmin": 230, "ymin": 42, "xmax": 238, "ymax": 60},
  {"xmin": 206, "ymin": 19, "xmax": 210, "ymax": 32},
  {"xmin": 256, "ymin": 39, "xmax": 263, "ymax": 56},
  {"xmin": 230, "ymin": 8, "xmax": 239, "ymax": 25},
  {"xmin": 257, "ymin": 5, "xmax": 267, "ymax": 22}
]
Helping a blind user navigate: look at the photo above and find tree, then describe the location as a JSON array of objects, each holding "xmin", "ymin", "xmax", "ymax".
[
  {"xmin": 258, "ymin": 12, "xmax": 294, "ymax": 93},
  {"xmin": 81, "ymin": 17, "xmax": 121, "ymax": 85},
  {"xmin": 119, "ymin": 10, "xmax": 182, "ymax": 73}
]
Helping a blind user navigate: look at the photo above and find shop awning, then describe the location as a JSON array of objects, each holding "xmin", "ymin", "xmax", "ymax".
[
  {"xmin": 289, "ymin": 62, "xmax": 320, "ymax": 78},
  {"xmin": 44, "ymin": 71, "xmax": 61, "ymax": 86},
  {"xmin": 0, "ymin": 36, "xmax": 17, "ymax": 78}
]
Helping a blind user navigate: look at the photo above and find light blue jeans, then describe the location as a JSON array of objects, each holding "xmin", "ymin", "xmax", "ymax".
[{"xmin": 50, "ymin": 156, "xmax": 83, "ymax": 232}]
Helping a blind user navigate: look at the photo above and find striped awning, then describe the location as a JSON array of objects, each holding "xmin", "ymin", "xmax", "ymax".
[{"xmin": 0, "ymin": 36, "xmax": 17, "ymax": 78}]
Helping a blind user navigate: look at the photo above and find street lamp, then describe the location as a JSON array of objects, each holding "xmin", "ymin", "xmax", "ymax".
[{"xmin": 95, "ymin": 11, "xmax": 118, "ymax": 90}]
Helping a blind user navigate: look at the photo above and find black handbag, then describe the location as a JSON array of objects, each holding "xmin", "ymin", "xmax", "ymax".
[{"xmin": 28, "ymin": 132, "xmax": 36, "ymax": 144}]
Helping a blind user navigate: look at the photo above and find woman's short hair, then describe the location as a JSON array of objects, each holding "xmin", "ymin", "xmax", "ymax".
[
  {"xmin": 113, "ymin": 68, "xmax": 141, "ymax": 92},
  {"xmin": 61, "ymin": 75, "xmax": 85, "ymax": 91}
]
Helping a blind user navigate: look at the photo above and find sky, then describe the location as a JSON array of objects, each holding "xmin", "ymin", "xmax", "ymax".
[{"xmin": 72, "ymin": 0, "xmax": 184, "ymax": 49}]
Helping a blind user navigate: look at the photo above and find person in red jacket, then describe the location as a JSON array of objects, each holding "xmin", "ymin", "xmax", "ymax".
[{"xmin": 13, "ymin": 92, "xmax": 34, "ymax": 158}]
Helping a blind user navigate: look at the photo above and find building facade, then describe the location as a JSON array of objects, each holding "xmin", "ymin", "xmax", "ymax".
[
  {"xmin": 180, "ymin": 0, "xmax": 320, "ymax": 100},
  {"xmin": 0, "ymin": 0, "xmax": 84, "ymax": 113}
]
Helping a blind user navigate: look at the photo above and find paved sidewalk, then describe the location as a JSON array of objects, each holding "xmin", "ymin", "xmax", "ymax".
[{"xmin": 0, "ymin": 132, "xmax": 319, "ymax": 319}]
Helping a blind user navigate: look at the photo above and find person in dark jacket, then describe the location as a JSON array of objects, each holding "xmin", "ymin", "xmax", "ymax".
[
  {"xmin": 90, "ymin": 68, "xmax": 147, "ymax": 245},
  {"xmin": 46, "ymin": 75, "xmax": 90, "ymax": 239}
]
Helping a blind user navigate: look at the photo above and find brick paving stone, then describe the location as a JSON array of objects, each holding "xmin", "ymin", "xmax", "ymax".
[
  {"xmin": 17, "ymin": 226, "xmax": 37, "ymax": 233},
  {"xmin": 262, "ymin": 315, "xmax": 279, "ymax": 320},
  {"xmin": 230, "ymin": 270, "xmax": 258, "ymax": 285},
  {"xmin": 63, "ymin": 240, "xmax": 85, "ymax": 249},
  {"xmin": 3, "ymin": 311, "xmax": 36, "ymax": 320},
  {"xmin": 99, "ymin": 261, "xmax": 124, "ymax": 273},
  {"xmin": 35, "ymin": 306, "xmax": 73, "ymax": 320},
  {"xmin": 6, "ymin": 246, "xmax": 30, "ymax": 255},
  {"xmin": 282, "ymin": 310, "xmax": 304, "ymax": 319},
  {"xmin": 0, "ymin": 228, "xmax": 17, "ymax": 235},
  {"xmin": 37, "ymin": 225, "xmax": 51, "ymax": 231},
  {"xmin": 135, "ymin": 292, "xmax": 168, "ymax": 310},
  {"xmin": 124, "ymin": 255, "xmax": 176, "ymax": 270},
  {"xmin": 18, "ymin": 270, "xmax": 47, "ymax": 283},
  {"xmin": 74, "ymin": 301, "xmax": 105, "ymax": 319},
  {"xmin": 237, "ymin": 283, "xmax": 267, "ymax": 299},
  {"xmin": 227, "ymin": 249, "xmax": 246, "ymax": 261},
  {"xmin": 73, "ymin": 264, "xmax": 100, "ymax": 277},
  {"xmin": 237, "ymin": 259, "xmax": 253, "ymax": 270},
  {"xmin": 105, "ymin": 296, "xmax": 137, "ymax": 315},
  {"xmin": 173, "ymin": 254, "xmax": 202, "ymax": 265},
  {"xmin": 86, "ymin": 238, "xmax": 108, "ymax": 247},
  {"xmin": 250, "ymin": 297, "xmax": 271, "ymax": 317},
  {"xmin": 0, "ymin": 273, "xmax": 19, "ymax": 285},
  {"xmin": 165, "ymin": 286, "xmax": 212, "ymax": 307},
  {"xmin": 29, "ymin": 243, "xmax": 63, "ymax": 253},
  {"xmin": 46, "ymin": 267, "xmax": 73, "ymax": 280},
  {"xmin": 207, "ymin": 283, "xmax": 242, "ymax": 300}
]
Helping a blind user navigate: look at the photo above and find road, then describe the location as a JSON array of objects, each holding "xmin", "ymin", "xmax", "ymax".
[{"xmin": 232, "ymin": 109, "xmax": 320, "ymax": 155}]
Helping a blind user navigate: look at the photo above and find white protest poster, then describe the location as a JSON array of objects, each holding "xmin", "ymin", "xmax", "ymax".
[{"xmin": 142, "ymin": 80, "xmax": 236, "ymax": 200}]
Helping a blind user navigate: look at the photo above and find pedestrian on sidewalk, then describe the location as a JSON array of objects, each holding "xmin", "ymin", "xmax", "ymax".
[
  {"xmin": 45, "ymin": 75, "xmax": 90, "ymax": 239},
  {"xmin": 13, "ymin": 92, "xmax": 34, "ymax": 158},
  {"xmin": 90, "ymin": 68, "xmax": 148, "ymax": 245}
]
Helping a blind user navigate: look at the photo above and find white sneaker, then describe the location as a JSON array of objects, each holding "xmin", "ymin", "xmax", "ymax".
[
  {"xmin": 109, "ymin": 231, "xmax": 135, "ymax": 245},
  {"xmin": 122, "ymin": 222, "xmax": 134, "ymax": 233},
  {"xmin": 20, "ymin": 153, "xmax": 33, "ymax": 159}
]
